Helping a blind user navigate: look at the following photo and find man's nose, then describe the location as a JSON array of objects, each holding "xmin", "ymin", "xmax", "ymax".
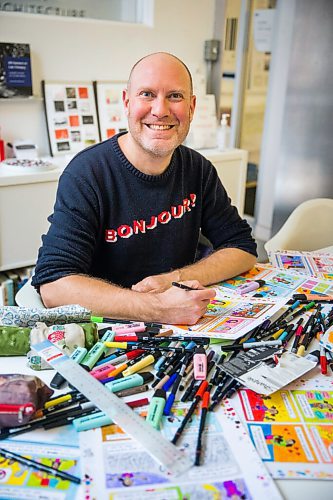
[{"xmin": 151, "ymin": 96, "xmax": 170, "ymax": 117}]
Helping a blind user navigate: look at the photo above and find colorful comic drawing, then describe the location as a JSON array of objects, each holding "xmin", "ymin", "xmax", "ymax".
[
  {"xmin": 218, "ymin": 276, "xmax": 247, "ymax": 291},
  {"xmin": 249, "ymin": 423, "xmax": 318, "ymax": 463},
  {"xmin": 240, "ymin": 264, "xmax": 268, "ymax": 279},
  {"xmin": 268, "ymin": 272, "xmax": 304, "ymax": 289},
  {"xmin": 252, "ymin": 284, "xmax": 291, "ymax": 299},
  {"xmin": 231, "ymin": 302, "xmax": 272, "ymax": 319},
  {"xmin": 308, "ymin": 425, "xmax": 333, "ymax": 463},
  {"xmin": 292, "ymin": 390, "xmax": 333, "ymax": 423},
  {"xmin": 239, "ymin": 389, "xmax": 299, "ymax": 423}
]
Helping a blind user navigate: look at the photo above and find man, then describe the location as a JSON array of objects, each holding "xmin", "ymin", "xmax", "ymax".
[{"xmin": 32, "ymin": 52, "xmax": 257, "ymax": 324}]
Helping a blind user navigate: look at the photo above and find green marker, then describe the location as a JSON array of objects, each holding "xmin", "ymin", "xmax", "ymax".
[
  {"xmin": 105, "ymin": 372, "xmax": 153, "ymax": 392},
  {"xmin": 50, "ymin": 346, "xmax": 88, "ymax": 389},
  {"xmin": 146, "ymin": 389, "xmax": 166, "ymax": 429},
  {"xmin": 80, "ymin": 330, "xmax": 115, "ymax": 370}
]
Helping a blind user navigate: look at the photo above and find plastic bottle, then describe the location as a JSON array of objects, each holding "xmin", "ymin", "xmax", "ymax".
[{"xmin": 217, "ymin": 113, "xmax": 230, "ymax": 151}]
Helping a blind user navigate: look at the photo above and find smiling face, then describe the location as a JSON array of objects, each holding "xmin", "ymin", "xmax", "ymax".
[{"xmin": 120, "ymin": 53, "xmax": 196, "ymax": 173}]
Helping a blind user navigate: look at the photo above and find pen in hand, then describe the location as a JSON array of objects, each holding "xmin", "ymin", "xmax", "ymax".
[{"xmin": 171, "ymin": 282, "xmax": 198, "ymax": 291}]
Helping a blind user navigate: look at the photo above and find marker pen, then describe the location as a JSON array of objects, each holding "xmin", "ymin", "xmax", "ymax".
[
  {"xmin": 122, "ymin": 352, "xmax": 160, "ymax": 377},
  {"xmin": 99, "ymin": 349, "xmax": 144, "ymax": 367},
  {"xmin": 237, "ymin": 280, "xmax": 265, "ymax": 295},
  {"xmin": 115, "ymin": 384, "xmax": 150, "ymax": 398},
  {"xmin": 293, "ymin": 293, "xmax": 333, "ymax": 302},
  {"xmin": 90, "ymin": 315, "xmax": 163, "ymax": 328},
  {"xmin": 105, "ymin": 372, "xmax": 154, "ymax": 393},
  {"xmin": 90, "ymin": 362, "xmax": 117, "ymax": 380},
  {"xmin": 269, "ymin": 300, "xmax": 301, "ymax": 330},
  {"xmin": 94, "ymin": 352, "xmax": 121, "ymax": 367},
  {"xmin": 146, "ymin": 389, "xmax": 166, "ymax": 429},
  {"xmin": 193, "ymin": 346, "xmax": 207, "ymax": 380},
  {"xmin": 50, "ymin": 346, "xmax": 87, "ymax": 389},
  {"xmin": 221, "ymin": 340, "xmax": 283, "ymax": 351},
  {"xmin": 320, "ymin": 345, "xmax": 327, "ymax": 374},
  {"xmin": 81, "ymin": 330, "xmax": 115, "ymax": 370},
  {"xmin": 112, "ymin": 322, "xmax": 146, "ymax": 334},
  {"xmin": 164, "ymin": 355, "xmax": 190, "ymax": 416}
]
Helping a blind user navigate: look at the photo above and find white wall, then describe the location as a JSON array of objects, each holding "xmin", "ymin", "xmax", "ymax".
[{"xmin": 0, "ymin": 0, "xmax": 215, "ymax": 156}]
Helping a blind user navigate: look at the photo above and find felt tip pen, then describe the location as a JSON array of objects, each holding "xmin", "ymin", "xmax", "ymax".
[
  {"xmin": 194, "ymin": 390, "xmax": 210, "ymax": 466},
  {"xmin": 146, "ymin": 389, "xmax": 166, "ymax": 429},
  {"xmin": 171, "ymin": 281, "xmax": 199, "ymax": 291},
  {"xmin": 236, "ymin": 279, "xmax": 265, "ymax": 295},
  {"xmin": 293, "ymin": 293, "xmax": 333, "ymax": 302},
  {"xmin": 90, "ymin": 362, "xmax": 117, "ymax": 380},
  {"xmin": 112, "ymin": 322, "xmax": 146, "ymax": 334},
  {"xmin": 90, "ymin": 316, "xmax": 163, "ymax": 328},
  {"xmin": 107, "ymin": 349, "xmax": 144, "ymax": 365},
  {"xmin": 0, "ymin": 447, "xmax": 81, "ymax": 484},
  {"xmin": 172, "ymin": 380, "xmax": 208, "ymax": 445},
  {"xmin": 221, "ymin": 340, "xmax": 283, "ymax": 351},
  {"xmin": 115, "ymin": 384, "xmax": 150, "ymax": 398},
  {"xmin": 105, "ymin": 372, "xmax": 154, "ymax": 392},
  {"xmin": 320, "ymin": 345, "xmax": 328, "ymax": 374}
]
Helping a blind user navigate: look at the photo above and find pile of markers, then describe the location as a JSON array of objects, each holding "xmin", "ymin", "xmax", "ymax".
[{"xmin": 1, "ymin": 299, "xmax": 332, "ymax": 468}]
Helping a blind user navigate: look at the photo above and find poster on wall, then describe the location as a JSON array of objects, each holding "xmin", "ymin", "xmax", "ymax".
[
  {"xmin": 0, "ymin": 42, "xmax": 32, "ymax": 98},
  {"xmin": 42, "ymin": 80, "xmax": 100, "ymax": 156},
  {"xmin": 94, "ymin": 81, "xmax": 127, "ymax": 141}
]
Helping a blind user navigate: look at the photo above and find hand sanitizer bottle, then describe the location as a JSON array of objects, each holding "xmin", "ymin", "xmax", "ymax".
[{"xmin": 217, "ymin": 113, "xmax": 230, "ymax": 151}]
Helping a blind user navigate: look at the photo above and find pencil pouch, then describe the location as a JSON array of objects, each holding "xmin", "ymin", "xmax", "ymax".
[
  {"xmin": 0, "ymin": 304, "xmax": 91, "ymax": 328},
  {"xmin": 0, "ymin": 374, "xmax": 53, "ymax": 428},
  {"xmin": 0, "ymin": 322, "xmax": 98, "ymax": 356}
]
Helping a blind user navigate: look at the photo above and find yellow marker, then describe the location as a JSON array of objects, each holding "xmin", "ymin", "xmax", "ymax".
[
  {"xmin": 271, "ymin": 328, "xmax": 284, "ymax": 340},
  {"xmin": 122, "ymin": 354, "xmax": 155, "ymax": 377},
  {"xmin": 297, "ymin": 345, "xmax": 306, "ymax": 357},
  {"xmin": 104, "ymin": 341, "xmax": 128, "ymax": 349},
  {"xmin": 44, "ymin": 394, "xmax": 71, "ymax": 409}
]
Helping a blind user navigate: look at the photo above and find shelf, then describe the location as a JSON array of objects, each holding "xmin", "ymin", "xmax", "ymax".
[{"xmin": 0, "ymin": 96, "xmax": 43, "ymax": 103}]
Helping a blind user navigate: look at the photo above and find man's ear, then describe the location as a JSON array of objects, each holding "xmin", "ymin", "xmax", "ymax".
[
  {"xmin": 189, "ymin": 95, "xmax": 196, "ymax": 122},
  {"xmin": 123, "ymin": 89, "xmax": 129, "ymax": 116}
]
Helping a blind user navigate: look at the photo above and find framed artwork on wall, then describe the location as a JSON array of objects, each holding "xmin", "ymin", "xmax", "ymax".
[
  {"xmin": 94, "ymin": 81, "xmax": 128, "ymax": 141},
  {"xmin": 42, "ymin": 80, "xmax": 100, "ymax": 156}
]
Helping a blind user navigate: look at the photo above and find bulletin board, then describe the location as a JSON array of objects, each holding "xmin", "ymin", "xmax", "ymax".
[
  {"xmin": 94, "ymin": 81, "xmax": 128, "ymax": 141},
  {"xmin": 42, "ymin": 80, "xmax": 100, "ymax": 156}
]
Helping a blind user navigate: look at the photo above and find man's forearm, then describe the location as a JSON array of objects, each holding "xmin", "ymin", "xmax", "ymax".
[
  {"xmin": 40, "ymin": 274, "xmax": 216, "ymax": 325},
  {"xmin": 178, "ymin": 248, "xmax": 257, "ymax": 286}
]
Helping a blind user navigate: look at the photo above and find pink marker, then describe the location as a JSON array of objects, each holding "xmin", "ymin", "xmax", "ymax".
[
  {"xmin": 193, "ymin": 346, "xmax": 207, "ymax": 380},
  {"xmin": 113, "ymin": 322, "xmax": 146, "ymax": 334},
  {"xmin": 90, "ymin": 362, "xmax": 116, "ymax": 380}
]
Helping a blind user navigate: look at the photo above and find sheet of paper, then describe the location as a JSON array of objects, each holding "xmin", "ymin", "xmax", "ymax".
[
  {"xmin": 232, "ymin": 377, "xmax": 333, "ymax": 480},
  {"xmin": 79, "ymin": 402, "xmax": 282, "ymax": 499},
  {"xmin": 268, "ymin": 251, "xmax": 333, "ymax": 280}
]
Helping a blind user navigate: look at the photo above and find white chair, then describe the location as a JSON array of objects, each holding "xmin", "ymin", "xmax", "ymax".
[
  {"xmin": 264, "ymin": 198, "xmax": 333, "ymax": 253},
  {"xmin": 15, "ymin": 277, "xmax": 45, "ymax": 308}
]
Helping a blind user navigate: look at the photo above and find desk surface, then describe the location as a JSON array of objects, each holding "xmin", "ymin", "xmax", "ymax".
[{"xmin": 1, "ymin": 352, "xmax": 332, "ymax": 500}]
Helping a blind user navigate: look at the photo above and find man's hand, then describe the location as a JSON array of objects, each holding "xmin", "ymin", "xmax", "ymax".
[
  {"xmin": 154, "ymin": 280, "xmax": 216, "ymax": 325},
  {"xmin": 132, "ymin": 270, "xmax": 180, "ymax": 293}
]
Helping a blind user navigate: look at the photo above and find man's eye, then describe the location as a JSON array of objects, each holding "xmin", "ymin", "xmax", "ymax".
[
  {"xmin": 140, "ymin": 91, "xmax": 154, "ymax": 97},
  {"xmin": 169, "ymin": 93, "xmax": 183, "ymax": 100}
]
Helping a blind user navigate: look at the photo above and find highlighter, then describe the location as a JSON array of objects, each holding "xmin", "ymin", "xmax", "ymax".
[
  {"xmin": 146, "ymin": 389, "xmax": 166, "ymax": 429},
  {"xmin": 105, "ymin": 372, "xmax": 154, "ymax": 393},
  {"xmin": 122, "ymin": 352, "xmax": 160, "ymax": 377},
  {"xmin": 237, "ymin": 279, "xmax": 265, "ymax": 295},
  {"xmin": 193, "ymin": 346, "xmax": 207, "ymax": 380},
  {"xmin": 50, "ymin": 346, "xmax": 87, "ymax": 389},
  {"xmin": 90, "ymin": 362, "xmax": 116, "ymax": 380},
  {"xmin": 73, "ymin": 411, "xmax": 112, "ymax": 432},
  {"xmin": 81, "ymin": 330, "xmax": 115, "ymax": 370}
]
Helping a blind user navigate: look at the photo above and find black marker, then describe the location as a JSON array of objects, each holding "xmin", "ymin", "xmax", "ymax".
[{"xmin": 172, "ymin": 281, "xmax": 199, "ymax": 291}]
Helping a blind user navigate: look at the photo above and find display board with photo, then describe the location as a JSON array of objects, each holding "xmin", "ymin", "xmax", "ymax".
[
  {"xmin": 42, "ymin": 80, "xmax": 100, "ymax": 156},
  {"xmin": 94, "ymin": 81, "xmax": 128, "ymax": 141}
]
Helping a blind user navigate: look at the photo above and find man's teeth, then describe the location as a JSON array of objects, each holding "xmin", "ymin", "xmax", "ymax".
[{"xmin": 148, "ymin": 124, "xmax": 172, "ymax": 130}]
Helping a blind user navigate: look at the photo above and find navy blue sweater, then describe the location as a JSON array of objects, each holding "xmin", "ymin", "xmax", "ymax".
[{"xmin": 32, "ymin": 134, "xmax": 257, "ymax": 290}]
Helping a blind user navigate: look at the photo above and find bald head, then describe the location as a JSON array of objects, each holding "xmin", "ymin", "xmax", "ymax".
[{"xmin": 128, "ymin": 52, "xmax": 193, "ymax": 95}]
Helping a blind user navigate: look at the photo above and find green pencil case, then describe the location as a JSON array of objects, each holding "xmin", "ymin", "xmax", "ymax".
[{"xmin": 0, "ymin": 322, "xmax": 98, "ymax": 356}]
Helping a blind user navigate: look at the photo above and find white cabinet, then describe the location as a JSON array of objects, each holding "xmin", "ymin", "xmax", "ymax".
[
  {"xmin": 0, "ymin": 148, "xmax": 247, "ymax": 271},
  {"xmin": 0, "ymin": 166, "xmax": 63, "ymax": 271},
  {"xmin": 200, "ymin": 148, "xmax": 248, "ymax": 217}
]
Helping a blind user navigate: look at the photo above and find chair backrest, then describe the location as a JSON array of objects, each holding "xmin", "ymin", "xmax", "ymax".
[
  {"xmin": 264, "ymin": 198, "xmax": 333, "ymax": 253},
  {"xmin": 15, "ymin": 277, "xmax": 45, "ymax": 308}
]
